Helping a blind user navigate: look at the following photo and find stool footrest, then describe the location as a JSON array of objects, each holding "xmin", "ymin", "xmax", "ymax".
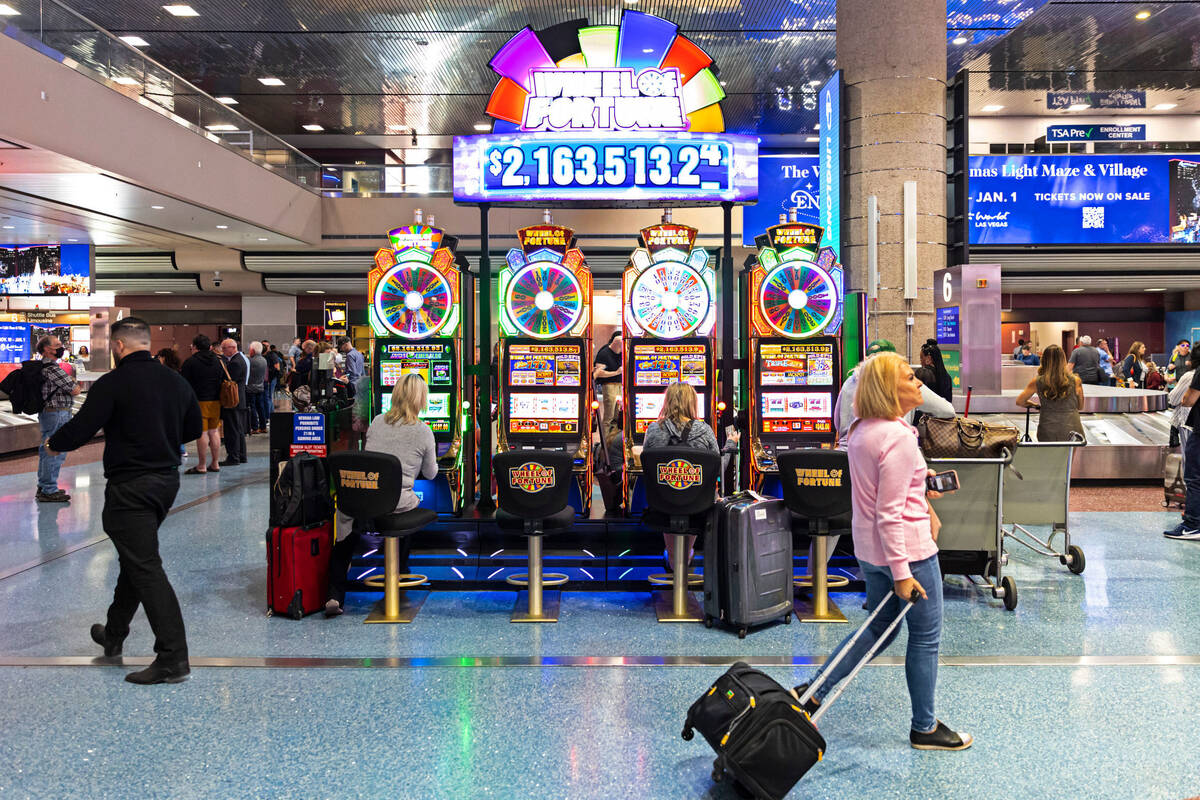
[
  {"xmin": 363, "ymin": 573, "xmax": 428, "ymax": 590},
  {"xmin": 505, "ymin": 573, "xmax": 569, "ymax": 588},
  {"xmin": 647, "ymin": 572, "xmax": 702, "ymax": 586},
  {"xmin": 793, "ymin": 574, "xmax": 851, "ymax": 589}
]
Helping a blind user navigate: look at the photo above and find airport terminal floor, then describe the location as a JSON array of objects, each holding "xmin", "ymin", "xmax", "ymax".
[{"xmin": 1, "ymin": 438, "xmax": 1197, "ymax": 799}]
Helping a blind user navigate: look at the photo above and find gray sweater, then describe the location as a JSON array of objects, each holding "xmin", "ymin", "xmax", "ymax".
[
  {"xmin": 643, "ymin": 418, "xmax": 734, "ymax": 454},
  {"xmin": 246, "ymin": 354, "xmax": 268, "ymax": 393},
  {"xmin": 365, "ymin": 415, "xmax": 438, "ymax": 512}
]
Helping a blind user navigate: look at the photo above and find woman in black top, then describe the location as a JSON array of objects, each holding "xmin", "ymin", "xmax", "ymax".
[
  {"xmin": 179, "ymin": 334, "xmax": 226, "ymax": 473},
  {"xmin": 920, "ymin": 340, "xmax": 954, "ymax": 404}
]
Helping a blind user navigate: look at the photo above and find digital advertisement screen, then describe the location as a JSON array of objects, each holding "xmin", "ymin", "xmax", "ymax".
[
  {"xmin": 378, "ymin": 342, "xmax": 454, "ymax": 389},
  {"xmin": 633, "ymin": 392, "xmax": 707, "ymax": 434},
  {"xmin": 0, "ymin": 244, "xmax": 90, "ymax": 295},
  {"xmin": 508, "ymin": 392, "xmax": 580, "ymax": 435},
  {"xmin": 967, "ymin": 154, "xmax": 1200, "ymax": 245},
  {"xmin": 0, "ymin": 323, "xmax": 30, "ymax": 364},
  {"xmin": 936, "ymin": 306, "xmax": 960, "ymax": 346},
  {"xmin": 758, "ymin": 342, "xmax": 834, "ymax": 386},
  {"xmin": 759, "ymin": 392, "xmax": 833, "ymax": 434},
  {"xmin": 380, "ymin": 391, "xmax": 452, "ymax": 433},
  {"xmin": 506, "ymin": 343, "xmax": 581, "ymax": 388},
  {"xmin": 632, "ymin": 343, "xmax": 708, "ymax": 388}
]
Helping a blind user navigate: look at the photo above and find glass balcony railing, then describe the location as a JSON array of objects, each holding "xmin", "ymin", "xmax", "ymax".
[
  {"xmin": 2, "ymin": 0, "xmax": 321, "ymax": 190},
  {"xmin": 319, "ymin": 163, "xmax": 453, "ymax": 197}
]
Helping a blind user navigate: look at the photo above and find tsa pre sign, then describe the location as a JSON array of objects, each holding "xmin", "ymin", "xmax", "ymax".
[{"xmin": 290, "ymin": 413, "xmax": 327, "ymax": 457}]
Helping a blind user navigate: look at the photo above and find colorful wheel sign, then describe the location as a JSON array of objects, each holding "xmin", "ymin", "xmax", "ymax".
[
  {"xmin": 629, "ymin": 260, "xmax": 711, "ymax": 338},
  {"xmin": 759, "ymin": 261, "xmax": 837, "ymax": 338},
  {"xmin": 505, "ymin": 261, "xmax": 583, "ymax": 339},
  {"xmin": 373, "ymin": 263, "xmax": 453, "ymax": 339}
]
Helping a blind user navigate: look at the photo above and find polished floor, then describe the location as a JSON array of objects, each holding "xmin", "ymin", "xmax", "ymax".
[{"xmin": 0, "ymin": 439, "xmax": 1198, "ymax": 799}]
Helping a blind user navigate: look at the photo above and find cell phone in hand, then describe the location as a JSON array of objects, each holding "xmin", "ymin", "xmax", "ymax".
[{"xmin": 926, "ymin": 469, "xmax": 959, "ymax": 493}]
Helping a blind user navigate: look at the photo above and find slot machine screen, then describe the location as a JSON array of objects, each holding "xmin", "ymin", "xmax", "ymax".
[
  {"xmin": 506, "ymin": 343, "xmax": 582, "ymax": 387},
  {"xmin": 632, "ymin": 342, "xmax": 707, "ymax": 387},
  {"xmin": 633, "ymin": 392, "xmax": 706, "ymax": 434},
  {"xmin": 380, "ymin": 391, "xmax": 452, "ymax": 433},
  {"xmin": 376, "ymin": 342, "xmax": 455, "ymax": 434},
  {"xmin": 757, "ymin": 341, "xmax": 836, "ymax": 435},
  {"xmin": 508, "ymin": 393, "xmax": 580, "ymax": 435}
]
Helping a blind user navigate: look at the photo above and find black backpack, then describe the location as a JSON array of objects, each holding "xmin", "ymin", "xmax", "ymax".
[
  {"xmin": 0, "ymin": 360, "xmax": 51, "ymax": 415},
  {"xmin": 271, "ymin": 453, "xmax": 333, "ymax": 528}
]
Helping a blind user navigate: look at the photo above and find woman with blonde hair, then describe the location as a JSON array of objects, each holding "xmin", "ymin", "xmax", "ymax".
[
  {"xmin": 326, "ymin": 373, "xmax": 437, "ymax": 617},
  {"xmin": 793, "ymin": 352, "xmax": 972, "ymax": 752},
  {"xmin": 1015, "ymin": 344, "xmax": 1084, "ymax": 441},
  {"xmin": 642, "ymin": 382, "xmax": 738, "ymax": 568}
]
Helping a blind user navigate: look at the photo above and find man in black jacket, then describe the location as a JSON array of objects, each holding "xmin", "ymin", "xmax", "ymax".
[
  {"xmin": 219, "ymin": 338, "xmax": 249, "ymax": 465},
  {"xmin": 47, "ymin": 317, "xmax": 202, "ymax": 684}
]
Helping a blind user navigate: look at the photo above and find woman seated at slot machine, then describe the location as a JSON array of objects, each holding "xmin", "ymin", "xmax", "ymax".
[
  {"xmin": 325, "ymin": 373, "xmax": 438, "ymax": 617},
  {"xmin": 640, "ymin": 382, "xmax": 739, "ymax": 570}
]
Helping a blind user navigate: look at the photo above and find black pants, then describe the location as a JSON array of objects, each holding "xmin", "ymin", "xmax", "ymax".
[
  {"xmin": 328, "ymin": 529, "xmax": 410, "ymax": 605},
  {"xmin": 222, "ymin": 406, "xmax": 246, "ymax": 461},
  {"xmin": 102, "ymin": 471, "xmax": 187, "ymax": 664}
]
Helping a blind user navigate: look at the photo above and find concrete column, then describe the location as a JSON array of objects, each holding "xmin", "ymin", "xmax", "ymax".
[
  {"xmin": 241, "ymin": 296, "xmax": 296, "ymax": 353},
  {"xmin": 838, "ymin": 0, "xmax": 947, "ymax": 358}
]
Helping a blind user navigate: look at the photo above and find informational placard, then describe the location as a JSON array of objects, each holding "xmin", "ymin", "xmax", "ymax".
[
  {"xmin": 1046, "ymin": 90, "xmax": 1145, "ymax": 110},
  {"xmin": 290, "ymin": 412, "xmax": 327, "ymax": 457},
  {"xmin": 742, "ymin": 154, "xmax": 821, "ymax": 246},
  {"xmin": 943, "ymin": 349, "xmax": 961, "ymax": 391},
  {"xmin": 1046, "ymin": 124, "xmax": 1146, "ymax": 142},
  {"xmin": 323, "ymin": 301, "xmax": 347, "ymax": 335},
  {"xmin": 818, "ymin": 71, "xmax": 842, "ymax": 252},
  {"xmin": 968, "ymin": 154, "xmax": 1200, "ymax": 245},
  {"xmin": 936, "ymin": 306, "xmax": 960, "ymax": 345},
  {"xmin": 0, "ymin": 322, "xmax": 30, "ymax": 363}
]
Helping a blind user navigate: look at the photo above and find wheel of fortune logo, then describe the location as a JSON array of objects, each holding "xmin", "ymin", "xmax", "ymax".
[
  {"xmin": 510, "ymin": 462, "xmax": 555, "ymax": 493},
  {"xmin": 656, "ymin": 459, "xmax": 702, "ymax": 490}
]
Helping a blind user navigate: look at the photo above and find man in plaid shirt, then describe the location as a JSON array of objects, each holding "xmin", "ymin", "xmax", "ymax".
[{"xmin": 36, "ymin": 335, "xmax": 79, "ymax": 502}]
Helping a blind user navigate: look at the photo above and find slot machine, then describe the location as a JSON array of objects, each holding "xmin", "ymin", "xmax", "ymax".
[
  {"xmin": 497, "ymin": 224, "xmax": 595, "ymax": 513},
  {"xmin": 745, "ymin": 220, "xmax": 845, "ymax": 497},
  {"xmin": 369, "ymin": 220, "xmax": 467, "ymax": 514},
  {"xmin": 622, "ymin": 223, "xmax": 719, "ymax": 510}
]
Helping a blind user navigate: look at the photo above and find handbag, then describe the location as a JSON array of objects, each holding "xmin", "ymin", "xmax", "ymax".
[
  {"xmin": 918, "ymin": 415, "xmax": 1018, "ymax": 459},
  {"xmin": 219, "ymin": 359, "xmax": 240, "ymax": 409}
]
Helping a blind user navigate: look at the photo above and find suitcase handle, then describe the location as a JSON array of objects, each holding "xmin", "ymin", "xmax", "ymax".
[{"xmin": 801, "ymin": 588, "xmax": 920, "ymax": 724}]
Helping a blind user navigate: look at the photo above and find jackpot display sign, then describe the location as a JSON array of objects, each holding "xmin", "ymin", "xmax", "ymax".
[
  {"xmin": 452, "ymin": 10, "xmax": 757, "ymax": 206},
  {"xmin": 968, "ymin": 154, "xmax": 1200, "ymax": 245}
]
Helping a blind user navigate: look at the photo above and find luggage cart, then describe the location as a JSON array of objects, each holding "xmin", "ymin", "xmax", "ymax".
[
  {"xmin": 1002, "ymin": 433, "xmax": 1086, "ymax": 575},
  {"xmin": 928, "ymin": 449, "xmax": 1018, "ymax": 610}
]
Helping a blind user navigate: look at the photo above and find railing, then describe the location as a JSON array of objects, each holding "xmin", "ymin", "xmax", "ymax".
[
  {"xmin": 2, "ymin": 0, "xmax": 322, "ymax": 190},
  {"xmin": 319, "ymin": 163, "xmax": 453, "ymax": 197}
]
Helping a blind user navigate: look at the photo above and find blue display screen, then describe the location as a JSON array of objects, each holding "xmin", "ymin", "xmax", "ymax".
[
  {"xmin": 818, "ymin": 71, "xmax": 841, "ymax": 252},
  {"xmin": 936, "ymin": 306, "xmax": 960, "ymax": 346},
  {"xmin": 0, "ymin": 244, "xmax": 91, "ymax": 294},
  {"xmin": 742, "ymin": 154, "xmax": 820, "ymax": 246},
  {"xmin": 0, "ymin": 323, "xmax": 30, "ymax": 364},
  {"xmin": 969, "ymin": 155, "xmax": 1200, "ymax": 245},
  {"xmin": 453, "ymin": 133, "xmax": 758, "ymax": 205}
]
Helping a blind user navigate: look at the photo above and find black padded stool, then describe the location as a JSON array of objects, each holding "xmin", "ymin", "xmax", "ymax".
[
  {"xmin": 328, "ymin": 451, "xmax": 436, "ymax": 624},
  {"xmin": 778, "ymin": 450, "xmax": 852, "ymax": 623},
  {"xmin": 641, "ymin": 447, "xmax": 720, "ymax": 623},
  {"xmin": 494, "ymin": 450, "xmax": 575, "ymax": 623}
]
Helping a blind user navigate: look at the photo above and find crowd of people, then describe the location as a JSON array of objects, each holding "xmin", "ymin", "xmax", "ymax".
[{"xmin": 1012, "ymin": 335, "xmax": 1187, "ymax": 390}]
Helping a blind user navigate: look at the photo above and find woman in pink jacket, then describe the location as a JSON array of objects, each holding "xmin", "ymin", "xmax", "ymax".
[{"xmin": 795, "ymin": 352, "xmax": 972, "ymax": 751}]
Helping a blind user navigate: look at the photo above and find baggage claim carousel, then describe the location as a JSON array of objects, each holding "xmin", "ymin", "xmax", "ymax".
[
  {"xmin": 958, "ymin": 383, "xmax": 1170, "ymax": 480},
  {"xmin": 0, "ymin": 370, "xmax": 99, "ymax": 454}
]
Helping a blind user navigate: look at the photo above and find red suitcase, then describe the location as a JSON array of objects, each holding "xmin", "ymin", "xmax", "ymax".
[{"xmin": 267, "ymin": 522, "xmax": 333, "ymax": 619}]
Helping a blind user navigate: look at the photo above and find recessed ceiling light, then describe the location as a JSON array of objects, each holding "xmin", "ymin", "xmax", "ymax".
[
  {"xmin": 1062, "ymin": 288, "xmax": 1085, "ymax": 293},
  {"xmin": 473, "ymin": 123, "xmax": 491, "ymax": 132},
  {"xmin": 67, "ymin": 238, "xmax": 79, "ymax": 242},
  {"xmin": 1144, "ymin": 287, "xmax": 1168, "ymax": 292},
  {"xmin": 162, "ymin": 4, "xmax": 199, "ymax": 16},
  {"xmin": 154, "ymin": 290, "xmax": 173, "ymax": 294},
  {"xmin": 258, "ymin": 77, "xmax": 284, "ymax": 86},
  {"xmin": 215, "ymin": 96, "xmax": 238, "ymax": 105},
  {"xmin": 0, "ymin": 5, "xmax": 19, "ymax": 16},
  {"xmin": 981, "ymin": 104, "xmax": 1005, "ymax": 112},
  {"xmin": 1135, "ymin": 9, "xmax": 1151, "ymax": 19},
  {"xmin": 301, "ymin": 124, "xmax": 324, "ymax": 131},
  {"xmin": 325, "ymin": 167, "xmax": 337, "ymax": 172},
  {"xmin": 1067, "ymin": 103, "xmax": 1091, "ymax": 111},
  {"xmin": 805, "ymin": 136, "xmax": 819, "ymax": 142},
  {"xmin": 1153, "ymin": 103, "xmax": 1178, "ymax": 110},
  {"xmin": 120, "ymin": 35, "xmax": 149, "ymax": 47},
  {"xmin": 112, "ymin": 76, "xmax": 140, "ymax": 86},
  {"xmin": 215, "ymin": 224, "xmax": 229, "ymax": 229},
  {"xmin": 257, "ymin": 237, "xmax": 269, "ymax": 241},
  {"xmin": 150, "ymin": 205, "xmax": 164, "ymax": 209},
  {"xmin": 952, "ymin": 35, "xmax": 968, "ymax": 45},
  {"xmin": 306, "ymin": 290, "xmax": 325, "ymax": 294},
  {"xmin": 1, "ymin": 225, "xmax": 13, "ymax": 230}
]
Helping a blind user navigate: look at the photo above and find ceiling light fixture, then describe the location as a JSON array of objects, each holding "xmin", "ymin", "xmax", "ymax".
[
  {"xmin": 257, "ymin": 237, "xmax": 269, "ymax": 241},
  {"xmin": 1135, "ymin": 9, "xmax": 1151, "ymax": 19},
  {"xmin": 120, "ymin": 35, "xmax": 150, "ymax": 47},
  {"xmin": 216, "ymin": 224, "xmax": 229, "ymax": 229},
  {"xmin": 205, "ymin": 123, "xmax": 237, "ymax": 131},
  {"xmin": 981, "ymin": 104, "xmax": 1005, "ymax": 112},
  {"xmin": 154, "ymin": 290, "xmax": 173, "ymax": 294},
  {"xmin": 387, "ymin": 124, "xmax": 403, "ymax": 131},
  {"xmin": 473, "ymin": 123, "xmax": 491, "ymax": 132},
  {"xmin": 1067, "ymin": 103, "xmax": 1091, "ymax": 111},
  {"xmin": 624, "ymin": 0, "xmax": 638, "ymax": 4},
  {"xmin": 151, "ymin": 205, "xmax": 165, "ymax": 209},
  {"xmin": 302, "ymin": 124, "xmax": 324, "ymax": 131},
  {"xmin": 1062, "ymin": 288, "xmax": 1085, "ymax": 293},
  {"xmin": 215, "ymin": 96, "xmax": 238, "ymax": 105},
  {"xmin": 112, "ymin": 76, "xmax": 140, "ymax": 86},
  {"xmin": 952, "ymin": 35, "xmax": 968, "ymax": 45},
  {"xmin": 1, "ymin": 225, "xmax": 13, "ymax": 230},
  {"xmin": 257, "ymin": 77, "xmax": 285, "ymax": 86},
  {"xmin": 68, "ymin": 238, "xmax": 79, "ymax": 242},
  {"xmin": 0, "ymin": 4, "xmax": 19, "ymax": 16},
  {"xmin": 805, "ymin": 136, "xmax": 818, "ymax": 142},
  {"xmin": 1144, "ymin": 287, "xmax": 1168, "ymax": 292},
  {"xmin": 1153, "ymin": 103, "xmax": 1178, "ymax": 110},
  {"xmin": 162, "ymin": 4, "xmax": 199, "ymax": 16},
  {"xmin": 306, "ymin": 290, "xmax": 325, "ymax": 294}
]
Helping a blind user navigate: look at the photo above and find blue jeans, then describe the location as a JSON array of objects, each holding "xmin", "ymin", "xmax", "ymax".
[
  {"xmin": 1183, "ymin": 428, "xmax": 1200, "ymax": 527},
  {"xmin": 38, "ymin": 409, "xmax": 72, "ymax": 494},
  {"xmin": 809, "ymin": 553, "xmax": 944, "ymax": 733}
]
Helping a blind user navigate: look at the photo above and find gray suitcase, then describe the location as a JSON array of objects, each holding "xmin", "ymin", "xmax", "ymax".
[
  {"xmin": 703, "ymin": 491, "xmax": 794, "ymax": 638},
  {"xmin": 1165, "ymin": 451, "xmax": 1186, "ymax": 508}
]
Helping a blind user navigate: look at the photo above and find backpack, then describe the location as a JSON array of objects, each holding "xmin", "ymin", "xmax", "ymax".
[
  {"xmin": 271, "ymin": 453, "xmax": 332, "ymax": 528},
  {"xmin": 666, "ymin": 419, "xmax": 695, "ymax": 446},
  {"xmin": 0, "ymin": 360, "xmax": 51, "ymax": 415}
]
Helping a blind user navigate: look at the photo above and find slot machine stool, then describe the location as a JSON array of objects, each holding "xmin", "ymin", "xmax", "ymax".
[
  {"xmin": 495, "ymin": 450, "xmax": 575, "ymax": 623},
  {"xmin": 328, "ymin": 451, "xmax": 435, "ymax": 624},
  {"xmin": 778, "ymin": 451, "xmax": 852, "ymax": 624},
  {"xmin": 641, "ymin": 448, "xmax": 720, "ymax": 623}
]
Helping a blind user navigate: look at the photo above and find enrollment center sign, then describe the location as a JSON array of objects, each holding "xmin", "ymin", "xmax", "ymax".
[
  {"xmin": 453, "ymin": 11, "xmax": 757, "ymax": 206},
  {"xmin": 969, "ymin": 154, "xmax": 1200, "ymax": 245}
]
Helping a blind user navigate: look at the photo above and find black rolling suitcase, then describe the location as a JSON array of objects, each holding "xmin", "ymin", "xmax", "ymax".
[
  {"xmin": 703, "ymin": 491, "xmax": 794, "ymax": 638},
  {"xmin": 683, "ymin": 590, "xmax": 919, "ymax": 799}
]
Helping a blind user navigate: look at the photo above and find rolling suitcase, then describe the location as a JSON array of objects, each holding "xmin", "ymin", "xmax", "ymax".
[
  {"xmin": 683, "ymin": 590, "xmax": 920, "ymax": 800},
  {"xmin": 703, "ymin": 491, "xmax": 794, "ymax": 638},
  {"xmin": 267, "ymin": 521, "xmax": 334, "ymax": 619},
  {"xmin": 1164, "ymin": 451, "xmax": 1186, "ymax": 509}
]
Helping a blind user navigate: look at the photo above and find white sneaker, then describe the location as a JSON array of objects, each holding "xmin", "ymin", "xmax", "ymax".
[{"xmin": 1164, "ymin": 524, "xmax": 1200, "ymax": 540}]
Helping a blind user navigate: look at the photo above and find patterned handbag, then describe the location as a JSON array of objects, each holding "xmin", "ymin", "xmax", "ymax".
[{"xmin": 918, "ymin": 416, "xmax": 1018, "ymax": 459}]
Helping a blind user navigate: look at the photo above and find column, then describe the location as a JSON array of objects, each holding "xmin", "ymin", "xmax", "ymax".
[
  {"xmin": 241, "ymin": 296, "xmax": 297, "ymax": 351},
  {"xmin": 838, "ymin": 0, "xmax": 946, "ymax": 357}
]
